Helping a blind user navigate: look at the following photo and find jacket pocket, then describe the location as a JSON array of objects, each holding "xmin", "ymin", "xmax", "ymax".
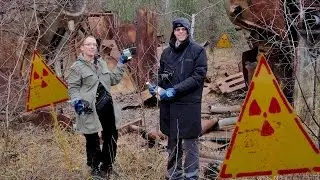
[
  {"xmin": 100, "ymin": 69, "xmax": 111, "ymax": 87},
  {"xmin": 81, "ymin": 71, "xmax": 95, "ymax": 87},
  {"xmin": 180, "ymin": 58, "xmax": 194, "ymax": 78}
]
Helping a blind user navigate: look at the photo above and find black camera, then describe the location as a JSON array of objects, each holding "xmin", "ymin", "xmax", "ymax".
[{"xmin": 160, "ymin": 70, "xmax": 174, "ymax": 82}]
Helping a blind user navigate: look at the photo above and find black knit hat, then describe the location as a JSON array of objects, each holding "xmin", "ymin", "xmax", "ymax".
[{"xmin": 172, "ymin": 17, "xmax": 190, "ymax": 33}]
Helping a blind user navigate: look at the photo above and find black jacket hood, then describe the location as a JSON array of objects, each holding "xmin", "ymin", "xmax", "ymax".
[{"xmin": 169, "ymin": 17, "xmax": 191, "ymax": 52}]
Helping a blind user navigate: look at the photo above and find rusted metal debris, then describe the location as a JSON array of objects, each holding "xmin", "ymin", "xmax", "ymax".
[
  {"xmin": 116, "ymin": 23, "xmax": 137, "ymax": 48},
  {"xmin": 225, "ymin": 0, "xmax": 320, "ymax": 105},
  {"xmin": 226, "ymin": 0, "xmax": 286, "ymax": 38},
  {"xmin": 125, "ymin": 116, "xmax": 235, "ymax": 178},
  {"xmin": 201, "ymin": 118, "xmax": 219, "ymax": 135},
  {"xmin": 128, "ymin": 125, "xmax": 166, "ymax": 141},
  {"xmin": 100, "ymin": 40, "xmax": 136, "ymax": 95},
  {"xmin": 126, "ymin": 117, "xmax": 236, "ymax": 144},
  {"xmin": 87, "ymin": 13, "xmax": 117, "ymax": 40},
  {"xmin": 20, "ymin": 109, "xmax": 72, "ymax": 129},
  {"xmin": 131, "ymin": 9, "xmax": 158, "ymax": 90},
  {"xmin": 127, "ymin": 124, "xmax": 167, "ymax": 148},
  {"xmin": 101, "ymin": 40, "xmax": 120, "ymax": 59},
  {"xmin": 225, "ymin": 0, "xmax": 295, "ymax": 102},
  {"xmin": 127, "ymin": 119, "xmax": 220, "ymax": 140},
  {"xmin": 118, "ymin": 118, "xmax": 142, "ymax": 136},
  {"xmin": 83, "ymin": 12, "xmax": 157, "ymax": 95},
  {"xmin": 86, "ymin": 10, "xmax": 159, "ymax": 93}
]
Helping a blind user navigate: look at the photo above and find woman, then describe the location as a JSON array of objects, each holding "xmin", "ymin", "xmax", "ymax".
[{"xmin": 67, "ymin": 35, "xmax": 129, "ymax": 178}]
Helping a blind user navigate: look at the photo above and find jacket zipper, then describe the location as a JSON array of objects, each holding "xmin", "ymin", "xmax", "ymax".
[{"xmin": 181, "ymin": 59, "xmax": 184, "ymax": 74}]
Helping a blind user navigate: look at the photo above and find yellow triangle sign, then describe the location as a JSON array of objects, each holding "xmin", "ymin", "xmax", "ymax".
[
  {"xmin": 216, "ymin": 33, "xmax": 231, "ymax": 48},
  {"xmin": 219, "ymin": 54, "xmax": 320, "ymax": 178},
  {"xmin": 26, "ymin": 50, "xmax": 69, "ymax": 112}
]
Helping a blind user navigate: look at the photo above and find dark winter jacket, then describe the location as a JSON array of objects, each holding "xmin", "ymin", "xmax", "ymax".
[{"xmin": 158, "ymin": 31, "xmax": 208, "ymax": 138}]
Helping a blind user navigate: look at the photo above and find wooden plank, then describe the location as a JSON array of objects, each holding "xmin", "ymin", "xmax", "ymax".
[
  {"xmin": 199, "ymin": 150, "xmax": 225, "ymax": 161},
  {"xmin": 209, "ymin": 105, "xmax": 241, "ymax": 113},
  {"xmin": 100, "ymin": 40, "xmax": 136, "ymax": 95},
  {"xmin": 140, "ymin": 89, "xmax": 153, "ymax": 102},
  {"xmin": 201, "ymin": 129, "xmax": 233, "ymax": 139},
  {"xmin": 216, "ymin": 72, "xmax": 245, "ymax": 93}
]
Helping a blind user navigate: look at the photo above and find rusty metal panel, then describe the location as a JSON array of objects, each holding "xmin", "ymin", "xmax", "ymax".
[
  {"xmin": 88, "ymin": 13, "xmax": 120, "ymax": 28},
  {"xmin": 226, "ymin": 0, "xmax": 296, "ymax": 102},
  {"xmin": 226, "ymin": 0, "xmax": 286, "ymax": 37},
  {"xmin": 87, "ymin": 13, "xmax": 136, "ymax": 50},
  {"xmin": 131, "ymin": 9, "xmax": 158, "ymax": 90},
  {"xmin": 101, "ymin": 40, "xmax": 135, "ymax": 95},
  {"xmin": 0, "ymin": 32, "xmax": 20, "ymax": 70},
  {"xmin": 115, "ymin": 24, "xmax": 137, "ymax": 49},
  {"xmin": 87, "ymin": 13, "xmax": 118, "ymax": 40}
]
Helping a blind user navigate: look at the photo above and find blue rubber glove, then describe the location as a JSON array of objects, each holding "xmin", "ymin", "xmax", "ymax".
[
  {"xmin": 119, "ymin": 54, "xmax": 129, "ymax": 64},
  {"xmin": 160, "ymin": 88, "xmax": 176, "ymax": 100},
  {"xmin": 148, "ymin": 84, "xmax": 157, "ymax": 96},
  {"xmin": 72, "ymin": 99, "xmax": 85, "ymax": 115}
]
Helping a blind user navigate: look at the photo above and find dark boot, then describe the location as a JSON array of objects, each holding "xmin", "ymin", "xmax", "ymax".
[
  {"xmin": 91, "ymin": 168, "xmax": 105, "ymax": 180},
  {"xmin": 100, "ymin": 165, "xmax": 115, "ymax": 179}
]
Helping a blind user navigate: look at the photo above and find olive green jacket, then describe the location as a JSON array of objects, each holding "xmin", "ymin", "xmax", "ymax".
[{"xmin": 67, "ymin": 54, "xmax": 124, "ymax": 134}]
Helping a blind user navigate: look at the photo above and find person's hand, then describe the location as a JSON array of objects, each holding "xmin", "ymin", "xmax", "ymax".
[
  {"xmin": 73, "ymin": 99, "xmax": 85, "ymax": 115},
  {"xmin": 119, "ymin": 54, "xmax": 129, "ymax": 64},
  {"xmin": 160, "ymin": 88, "xmax": 176, "ymax": 100},
  {"xmin": 148, "ymin": 84, "xmax": 157, "ymax": 96}
]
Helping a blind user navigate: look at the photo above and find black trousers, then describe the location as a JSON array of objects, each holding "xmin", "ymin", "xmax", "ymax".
[{"xmin": 84, "ymin": 99, "xmax": 118, "ymax": 171}]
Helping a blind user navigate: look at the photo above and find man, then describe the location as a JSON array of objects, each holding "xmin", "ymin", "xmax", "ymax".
[{"xmin": 149, "ymin": 17, "xmax": 208, "ymax": 180}]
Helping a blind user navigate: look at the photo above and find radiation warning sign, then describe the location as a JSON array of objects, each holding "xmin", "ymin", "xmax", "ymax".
[
  {"xmin": 26, "ymin": 50, "xmax": 69, "ymax": 111},
  {"xmin": 216, "ymin": 33, "xmax": 231, "ymax": 48},
  {"xmin": 219, "ymin": 54, "xmax": 320, "ymax": 179}
]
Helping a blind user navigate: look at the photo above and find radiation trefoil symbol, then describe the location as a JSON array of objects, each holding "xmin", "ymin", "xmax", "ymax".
[
  {"xmin": 219, "ymin": 54, "xmax": 320, "ymax": 179},
  {"xmin": 33, "ymin": 68, "xmax": 49, "ymax": 88},
  {"xmin": 249, "ymin": 97, "xmax": 282, "ymax": 136},
  {"xmin": 26, "ymin": 50, "xmax": 68, "ymax": 112}
]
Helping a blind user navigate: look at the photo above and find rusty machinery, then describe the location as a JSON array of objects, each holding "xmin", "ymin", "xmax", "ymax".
[{"xmin": 224, "ymin": 0, "xmax": 320, "ymax": 104}]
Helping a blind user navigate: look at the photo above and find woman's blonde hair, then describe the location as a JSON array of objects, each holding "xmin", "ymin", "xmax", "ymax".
[{"xmin": 79, "ymin": 34, "xmax": 96, "ymax": 45}]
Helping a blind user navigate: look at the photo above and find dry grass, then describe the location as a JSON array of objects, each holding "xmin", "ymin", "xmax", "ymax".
[
  {"xmin": 1, "ymin": 122, "xmax": 320, "ymax": 180},
  {"xmin": 115, "ymin": 134, "xmax": 167, "ymax": 180},
  {"xmin": 0, "ymin": 122, "xmax": 166, "ymax": 180},
  {"xmin": 1, "ymin": 124, "xmax": 86, "ymax": 179}
]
